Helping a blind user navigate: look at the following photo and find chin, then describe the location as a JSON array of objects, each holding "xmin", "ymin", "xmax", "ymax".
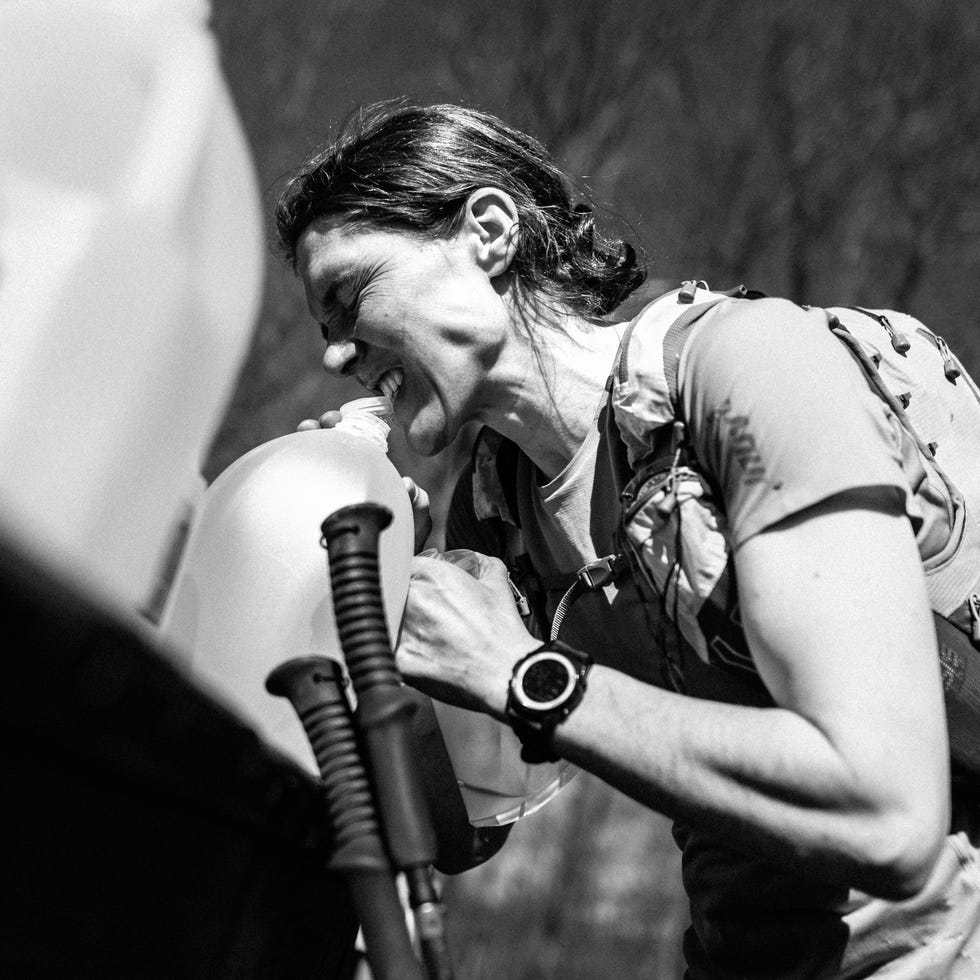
[{"xmin": 403, "ymin": 417, "xmax": 452, "ymax": 458}]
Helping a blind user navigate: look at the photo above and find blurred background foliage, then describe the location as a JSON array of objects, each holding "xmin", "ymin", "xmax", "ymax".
[
  {"xmin": 207, "ymin": 0, "xmax": 980, "ymax": 498},
  {"xmin": 204, "ymin": 2, "xmax": 980, "ymax": 976}
]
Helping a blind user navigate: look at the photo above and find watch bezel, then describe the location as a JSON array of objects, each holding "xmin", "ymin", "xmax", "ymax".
[{"xmin": 510, "ymin": 650, "xmax": 578, "ymax": 713}]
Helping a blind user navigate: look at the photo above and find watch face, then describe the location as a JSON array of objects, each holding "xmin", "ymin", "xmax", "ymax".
[{"xmin": 514, "ymin": 652, "xmax": 576, "ymax": 712}]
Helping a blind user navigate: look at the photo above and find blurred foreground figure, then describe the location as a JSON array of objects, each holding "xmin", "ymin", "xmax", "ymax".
[
  {"xmin": 280, "ymin": 101, "xmax": 980, "ymax": 978},
  {"xmin": 0, "ymin": 1, "xmax": 358, "ymax": 976}
]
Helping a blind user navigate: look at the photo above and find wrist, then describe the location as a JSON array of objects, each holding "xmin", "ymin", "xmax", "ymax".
[
  {"xmin": 505, "ymin": 641, "xmax": 593, "ymax": 763},
  {"xmin": 485, "ymin": 637, "xmax": 541, "ymax": 722}
]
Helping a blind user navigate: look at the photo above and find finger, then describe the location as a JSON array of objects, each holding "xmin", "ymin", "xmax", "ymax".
[
  {"xmin": 407, "ymin": 555, "xmax": 477, "ymax": 596},
  {"xmin": 410, "ymin": 553, "xmax": 452, "ymax": 579},
  {"xmin": 402, "ymin": 476, "xmax": 429, "ymax": 508},
  {"xmin": 296, "ymin": 418, "xmax": 320, "ymax": 432},
  {"xmin": 440, "ymin": 549, "xmax": 484, "ymax": 577},
  {"xmin": 469, "ymin": 553, "xmax": 511, "ymax": 585},
  {"xmin": 467, "ymin": 555, "xmax": 528, "ymax": 618},
  {"xmin": 402, "ymin": 475, "xmax": 419, "ymax": 501},
  {"xmin": 318, "ymin": 409, "xmax": 343, "ymax": 428}
]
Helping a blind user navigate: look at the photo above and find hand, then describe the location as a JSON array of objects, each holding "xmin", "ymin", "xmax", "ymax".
[
  {"xmin": 296, "ymin": 411, "xmax": 341, "ymax": 431},
  {"xmin": 297, "ymin": 411, "xmax": 432, "ymax": 552},
  {"xmin": 395, "ymin": 551, "xmax": 539, "ymax": 719}
]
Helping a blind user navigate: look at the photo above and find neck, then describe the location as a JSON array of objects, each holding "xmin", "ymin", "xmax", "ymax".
[{"xmin": 481, "ymin": 310, "xmax": 626, "ymax": 481}]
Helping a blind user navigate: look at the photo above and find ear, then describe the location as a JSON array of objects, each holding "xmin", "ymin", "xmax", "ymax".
[{"xmin": 461, "ymin": 188, "xmax": 519, "ymax": 278}]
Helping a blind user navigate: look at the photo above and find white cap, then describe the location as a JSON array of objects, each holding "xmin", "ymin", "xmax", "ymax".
[
  {"xmin": 337, "ymin": 396, "xmax": 393, "ymax": 451},
  {"xmin": 340, "ymin": 395, "xmax": 395, "ymax": 419}
]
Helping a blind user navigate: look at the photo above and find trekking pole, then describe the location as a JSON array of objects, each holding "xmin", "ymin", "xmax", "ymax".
[
  {"xmin": 265, "ymin": 656, "xmax": 424, "ymax": 980},
  {"xmin": 321, "ymin": 502, "xmax": 454, "ymax": 980}
]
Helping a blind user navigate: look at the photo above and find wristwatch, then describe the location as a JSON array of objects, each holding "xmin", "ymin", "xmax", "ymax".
[{"xmin": 506, "ymin": 641, "xmax": 593, "ymax": 764}]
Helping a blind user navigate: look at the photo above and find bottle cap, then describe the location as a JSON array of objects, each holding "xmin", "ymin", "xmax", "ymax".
[
  {"xmin": 340, "ymin": 395, "xmax": 393, "ymax": 420},
  {"xmin": 336, "ymin": 395, "xmax": 392, "ymax": 451}
]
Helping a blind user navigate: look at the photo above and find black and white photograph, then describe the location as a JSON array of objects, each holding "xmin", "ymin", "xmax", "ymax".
[{"xmin": 4, "ymin": 2, "xmax": 980, "ymax": 977}]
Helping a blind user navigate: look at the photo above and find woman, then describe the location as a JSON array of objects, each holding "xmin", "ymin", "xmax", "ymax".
[{"xmin": 277, "ymin": 101, "xmax": 978, "ymax": 978}]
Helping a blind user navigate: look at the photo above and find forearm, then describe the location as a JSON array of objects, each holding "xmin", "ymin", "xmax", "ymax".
[
  {"xmin": 552, "ymin": 664, "xmax": 944, "ymax": 898},
  {"xmin": 397, "ymin": 507, "xmax": 950, "ymax": 896}
]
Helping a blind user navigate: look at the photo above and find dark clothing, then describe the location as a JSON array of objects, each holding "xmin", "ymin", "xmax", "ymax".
[{"xmin": 1, "ymin": 536, "xmax": 359, "ymax": 980}]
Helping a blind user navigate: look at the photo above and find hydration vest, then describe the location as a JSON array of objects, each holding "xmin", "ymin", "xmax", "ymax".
[{"xmin": 453, "ymin": 281, "xmax": 980, "ymax": 777}]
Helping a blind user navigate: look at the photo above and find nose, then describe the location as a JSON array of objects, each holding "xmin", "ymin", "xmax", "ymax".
[{"xmin": 322, "ymin": 338, "xmax": 361, "ymax": 376}]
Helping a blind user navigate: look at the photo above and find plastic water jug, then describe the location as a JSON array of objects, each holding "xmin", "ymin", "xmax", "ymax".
[
  {"xmin": 158, "ymin": 401, "xmax": 414, "ymax": 772},
  {"xmin": 159, "ymin": 401, "xmax": 577, "ymax": 826}
]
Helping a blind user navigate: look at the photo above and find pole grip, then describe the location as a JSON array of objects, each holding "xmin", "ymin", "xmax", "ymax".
[
  {"xmin": 265, "ymin": 656, "xmax": 424, "ymax": 980},
  {"xmin": 321, "ymin": 504, "xmax": 438, "ymax": 868},
  {"xmin": 322, "ymin": 503, "xmax": 455, "ymax": 980}
]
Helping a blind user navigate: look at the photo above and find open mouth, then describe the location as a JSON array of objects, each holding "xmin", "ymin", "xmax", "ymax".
[{"xmin": 376, "ymin": 367, "xmax": 403, "ymax": 402}]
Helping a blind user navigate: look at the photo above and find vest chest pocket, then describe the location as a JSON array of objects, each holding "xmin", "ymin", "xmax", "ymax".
[{"xmin": 619, "ymin": 461, "xmax": 757, "ymax": 681}]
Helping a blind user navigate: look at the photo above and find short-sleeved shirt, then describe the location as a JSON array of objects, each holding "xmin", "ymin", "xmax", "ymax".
[
  {"xmin": 448, "ymin": 296, "xmax": 980, "ymax": 978},
  {"xmin": 681, "ymin": 297, "xmax": 917, "ymax": 547}
]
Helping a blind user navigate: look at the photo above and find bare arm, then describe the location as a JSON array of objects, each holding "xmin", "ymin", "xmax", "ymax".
[
  {"xmin": 552, "ymin": 490, "xmax": 949, "ymax": 897},
  {"xmin": 398, "ymin": 491, "xmax": 950, "ymax": 898}
]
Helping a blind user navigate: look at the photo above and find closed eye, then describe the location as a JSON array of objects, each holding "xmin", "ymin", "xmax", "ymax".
[
  {"xmin": 319, "ymin": 305, "xmax": 356, "ymax": 343},
  {"xmin": 317, "ymin": 258, "xmax": 382, "ymax": 343}
]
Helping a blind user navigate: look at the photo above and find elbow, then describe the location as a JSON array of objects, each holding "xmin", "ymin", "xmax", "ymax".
[
  {"xmin": 857, "ymin": 804, "xmax": 947, "ymax": 900},
  {"xmin": 841, "ymin": 739, "xmax": 950, "ymax": 899}
]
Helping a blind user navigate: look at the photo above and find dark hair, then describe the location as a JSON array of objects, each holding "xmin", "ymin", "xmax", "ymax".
[{"xmin": 275, "ymin": 101, "xmax": 645, "ymax": 317}]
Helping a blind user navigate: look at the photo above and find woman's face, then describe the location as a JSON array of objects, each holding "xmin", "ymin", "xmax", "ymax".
[{"xmin": 296, "ymin": 215, "xmax": 511, "ymax": 456}]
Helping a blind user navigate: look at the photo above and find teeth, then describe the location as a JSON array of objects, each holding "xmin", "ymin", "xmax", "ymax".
[{"xmin": 378, "ymin": 368, "xmax": 403, "ymax": 400}]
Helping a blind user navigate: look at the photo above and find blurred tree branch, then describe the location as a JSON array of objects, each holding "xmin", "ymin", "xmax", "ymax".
[
  {"xmin": 431, "ymin": 0, "xmax": 682, "ymax": 197},
  {"xmin": 206, "ymin": 0, "xmax": 980, "ymax": 487}
]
